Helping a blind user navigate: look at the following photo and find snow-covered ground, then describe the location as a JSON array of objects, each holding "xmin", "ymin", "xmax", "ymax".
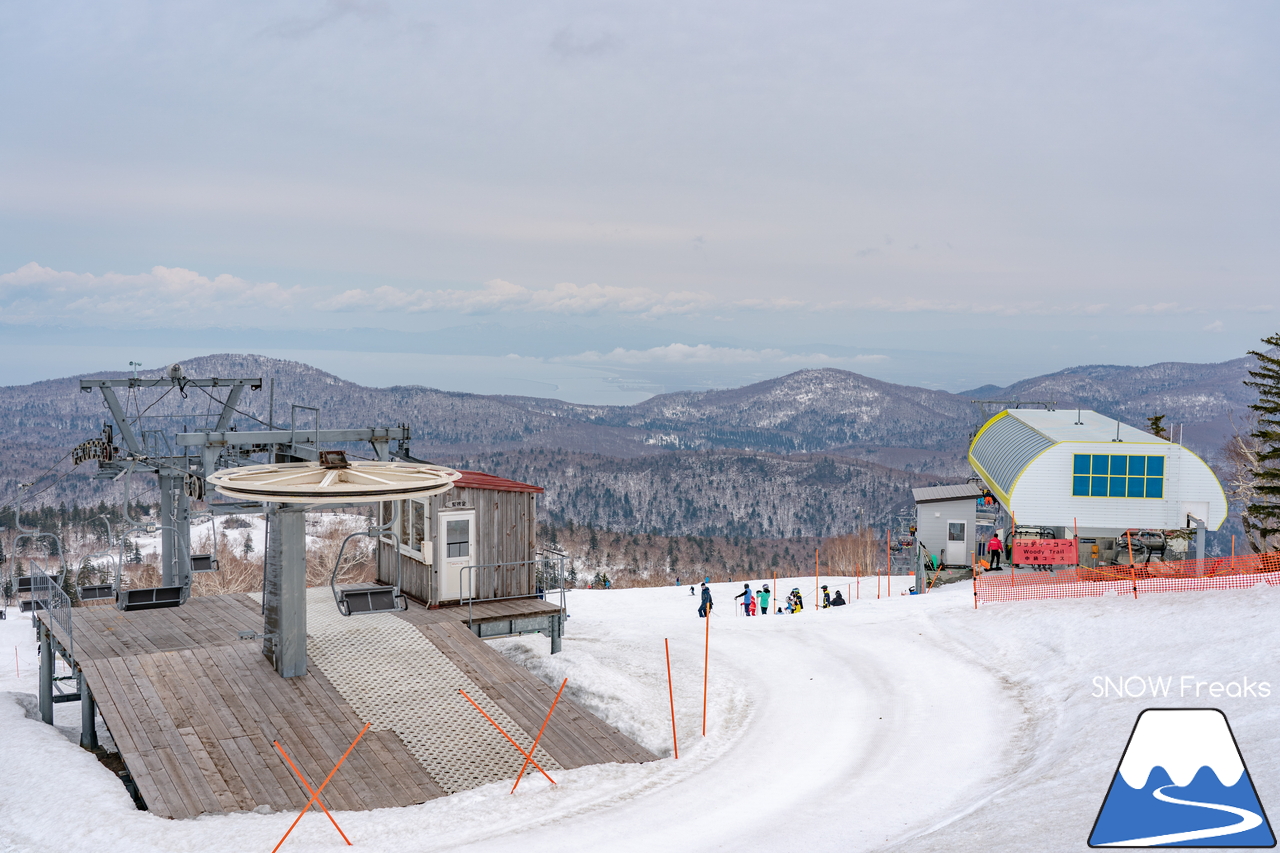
[
  {"xmin": 124, "ymin": 511, "xmax": 361, "ymax": 562},
  {"xmin": 2, "ymin": 576, "xmax": 1279, "ymax": 852}
]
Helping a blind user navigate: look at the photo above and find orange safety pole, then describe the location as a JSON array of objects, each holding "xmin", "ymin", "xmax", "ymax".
[
  {"xmin": 271, "ymin": 723, "xmax": 370, "ymax": 853},
  {"xmin": 1232, "ymin": 535, "xmax": 1236, "ymax": 559},
  {"xmin": 972, "ymin": 552, "xmax": 978, "ymax": 609},
  {"xmin": 702, "ymin": 609, "xmax": 710, "ymax": 736},
  {"xmin": 273, "ymin": 741, "xmax": 351, "ymax": 846},
  {"xmin": 512, "ymin": 678, "xmax": 568, "ymax": 793},
  {"xmin": 856, "ymin": 564, "xmax": 860, "ymax": 599},
  {"xmin": 1127, "ymin": 531, "xmax": 1138, "ymax": 599},
  {"xmin": 665, "ymin": 639, "xmax": 678, "ymax": 759},
  {"xmin": 814, "ymin": 548, "xmax": 819, "ymax": 613},
  {"xmin": 457, "ymin": 689, "xmax": 556, "ymax": 784},
  {"xmin": 887, "ymin": 528, "xmax": 892, "ymax": 597}
]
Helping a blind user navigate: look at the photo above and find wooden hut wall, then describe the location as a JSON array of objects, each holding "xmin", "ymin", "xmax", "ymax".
[{"xmin": 376, "ymin": 488, "xmax": 538, "ymax": 604}]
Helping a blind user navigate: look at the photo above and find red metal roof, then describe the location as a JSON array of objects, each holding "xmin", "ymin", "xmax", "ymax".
[{"xmin": 454, "ymin": 470, "xmax": 544, "ymax": 494}]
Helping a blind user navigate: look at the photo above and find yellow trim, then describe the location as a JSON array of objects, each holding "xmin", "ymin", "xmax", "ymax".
[
  {"xmin": 1177, "ymin": 445, "xmax": 1230, "ymax": 530},
  {"xmin": 1068, "ymin": 452, "xmax": 1166, "ymax": 499},
  {"xmin": 968, "ymin": 411, "xmax": 1012, "ymax": 507}
]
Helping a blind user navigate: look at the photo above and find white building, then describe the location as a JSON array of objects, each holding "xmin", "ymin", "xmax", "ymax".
[{"xmin": 968, "ymin": 409, "xmax": 1226, "ymax": 535}]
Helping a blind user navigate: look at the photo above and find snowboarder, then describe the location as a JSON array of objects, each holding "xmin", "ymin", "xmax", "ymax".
[
  {"xmin": 831, "ymin": 590, "xmax": 846, "ymax": 606},
  {"xmin": 689, "ymin": 585, "xmax": 696, "ymax": 596},
  {"xmin": 821, "ymin": 584, "xmax": 831, "ymax": 608},
  {"xmin": 758, "ymin": 584, "xmax": 771, "ymax": 614},
  {"xmin": 734, "ymin": 583, "xmax": 754, "ymax": 616},
  {"xmin": 698, "ymin": 583, "xmax": 713, "ymax": 617}
]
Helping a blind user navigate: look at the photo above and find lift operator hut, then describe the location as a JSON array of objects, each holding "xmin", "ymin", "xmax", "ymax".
[{"xmin": 967, "ymin": 409, "xmax": 1227, "ymax": 541}]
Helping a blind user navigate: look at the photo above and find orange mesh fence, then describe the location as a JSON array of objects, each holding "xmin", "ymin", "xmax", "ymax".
[{"xmin": 975, "ymin": 551, "xmax": 1280, "ymax": 604}]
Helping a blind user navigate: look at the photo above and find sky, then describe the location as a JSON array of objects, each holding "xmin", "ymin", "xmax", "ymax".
[{"xmin": 1, "ymin": 1, "xmax": 1277, "ymax": 402}]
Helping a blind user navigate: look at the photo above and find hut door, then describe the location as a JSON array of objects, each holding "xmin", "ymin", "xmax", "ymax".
[
  {"xmin": 945, "ymin": 521, "xmax": 967, "ymax": 566},
  {"xmin": 438, "ymin": 510, "xmax": 476, "ymax": 602}
]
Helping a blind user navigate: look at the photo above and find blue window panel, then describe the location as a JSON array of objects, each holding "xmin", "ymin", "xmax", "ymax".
[
  {"xmin": 1109, "ymin": 476, "xmax": 1127, "ymax": 497},
  {"xmin": 1074, "ymin": 455, "xmax": 1091, "ymax": 475},
  {"xmin": 1128, "ymin": 456, "xmax": 1146, "ymax": 476},
  {"xmin": 1110, "ymin": 456, "xmax": 1128, "ymax": 476},
  {"xmin": 1128, "ymin": 477, "xmax": 1145, "ymax": 497},
  {"xmin": 1147, "ymin": 456, "xmax": 1165, "ymax": 477},
  {"xmin": 1146, "ymin": 478, "xmax": 1163, "ymax": 498},
  {"xmin": 1073, "ymin": 475, "xmax": 1090, "ymax": 496},
  {"xmin": 1093, "ymin": 455, "xmax": 1109, "ymax": 475},
  {"xmin": 1091, "ymin": 476, "xmax": 1108, "ymax": 496}
]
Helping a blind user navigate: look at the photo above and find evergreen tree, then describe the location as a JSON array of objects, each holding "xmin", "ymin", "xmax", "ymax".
[
  {"xmin": 1147, "ymin": 414, "xmax": 1168, "ymax": 440},
  {"xmin": 241, "ymin": 531, "xmax": 254, "ymax": 557},
  {"xmin": 60, "ymin": 568, "xmax": 79, "ymax": 606},
  {"xmin": 1244, "ymin": 333, "xmax": 1280, "ymax": 550},
  {"xmin": 131, "ymin": 542, "xmax": 143, "ymax": 564}
]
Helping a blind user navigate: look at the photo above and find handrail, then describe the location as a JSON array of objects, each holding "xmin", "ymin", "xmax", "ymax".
[
  {"xmin": 459, "ymin": 555, "xmax": 567, "ymax": 626},
  {"xmin": 30, "ymin": 566, "xmax": 73, "ymax": 664}
]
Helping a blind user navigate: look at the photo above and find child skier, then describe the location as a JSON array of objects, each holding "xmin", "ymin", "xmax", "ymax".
[
  {"xmin": 758, "ymin": 584, "xmax": 771, "ymax": 614},
  {"xmin": 821, "ymin": 584, "xmax": 831, "ymax": 608},
  {"xmin": 733, "ymin": 583, "xmax": 754, "ymax": 616},
  {"xmin": 831, "ymin": 590, "xmax": 847, "ymax": 606},
  {"xmin": 788, "ymin": 588, "xmax": 803, "ymax": 612}
]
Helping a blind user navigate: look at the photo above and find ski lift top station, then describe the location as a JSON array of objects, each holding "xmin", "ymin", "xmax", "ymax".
[{"xmin": 17, "ymin": 365, "xmax": 655, "ymax": 819}]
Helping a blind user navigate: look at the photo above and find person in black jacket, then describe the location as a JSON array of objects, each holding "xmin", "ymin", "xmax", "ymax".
[
  {"xmin": 698, "ymin": 583, "xmax": 713, "ymax": 617},
  {"xmin": 831, "ymin": 590, "xmax": 847, "ymax": 606}
]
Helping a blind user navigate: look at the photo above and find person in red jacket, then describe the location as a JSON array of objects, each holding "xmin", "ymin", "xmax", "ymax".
[{"xmin": 988, "ymin": 533, "xmax": 1004, "ymax": 570}]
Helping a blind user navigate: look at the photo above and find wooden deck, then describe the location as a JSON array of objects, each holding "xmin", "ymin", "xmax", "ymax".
[{"xmin": 40, "ymin": 593, "xmax": 655, "ymax": 819}]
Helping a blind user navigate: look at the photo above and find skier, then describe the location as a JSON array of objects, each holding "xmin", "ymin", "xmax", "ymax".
[
  {"xmin": 698, "ymin": 583, "xmax": 713, "ymax": 618},
  {"xmin": 758, "ymin": 584, "xmax": 771, "ymax": 615},
  {"xmin": 788, "ymin": 588, "xmax": 803, "ymax": 612},
  {"xmin": 734, "ymin": 583, "xmax": 754, "ymax": 616},
  {"xmin": 831, "ymin": 590, "xmax": 847, "ymax": 606},
  {"xmin": 987, "ymin": 533, "xmax": 1003, "ymax": 570},
  {"xmin": 689, "ymin": 585, "xmax": 696, "ymax": 596},
  {"xmin": 821, "ymin": 584, "xmax": 831, "ymax": 608}
]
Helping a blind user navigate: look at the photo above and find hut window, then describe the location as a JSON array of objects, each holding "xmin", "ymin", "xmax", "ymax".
[
  {"xmin": 1072, "ymin": 454, "xmax": 1164, "ymax": 498},
  {"xmin": 411, "ymin": 501, "xmax": 425, "ymax": 551},
  {"xmin": 446, "ymin": 519, "xmax": 470, "ymax": 558}
]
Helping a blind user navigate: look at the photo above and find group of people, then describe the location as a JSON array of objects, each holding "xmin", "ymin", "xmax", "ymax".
[{"xmin": 695, "ymin": 581, "xmax": 847, "ymax": 617}]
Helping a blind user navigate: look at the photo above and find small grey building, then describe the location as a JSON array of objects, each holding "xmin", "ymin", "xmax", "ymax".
[{"xmin": 912, "ymin": 483, "xmax": 985, "ymax": 569}]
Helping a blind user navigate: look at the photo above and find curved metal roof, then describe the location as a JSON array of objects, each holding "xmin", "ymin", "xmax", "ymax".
[{"xmin": 969, "ymin": 412, "xmax": 1053, "ymax": 501}]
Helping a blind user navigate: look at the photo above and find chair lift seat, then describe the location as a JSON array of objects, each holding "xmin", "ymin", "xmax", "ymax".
[
  {"xmin": 117, "ymin": 586, "xmax": 184, "ymax": 611},
  {"xmin": 337, "ymin": 586, "xmax": 405, "ymax": 615},
  {"xmin": 79, "ymin": 584, "xmax": 115, "ymax": 601}
]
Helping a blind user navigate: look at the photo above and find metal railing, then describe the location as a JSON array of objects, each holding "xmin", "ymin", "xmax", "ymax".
[
  {"xmin": 30, "ymin": 568, "xmax": 73, "ymax": 664},
  {"xmin": 459, "ymin": 555, "xmax": 567, "ymax": 626}
]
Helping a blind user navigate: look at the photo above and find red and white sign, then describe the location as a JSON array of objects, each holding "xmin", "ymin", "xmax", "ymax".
[{"xmin": 1012, "ymin": 539, "xmax": 1079, "ymax": 565}]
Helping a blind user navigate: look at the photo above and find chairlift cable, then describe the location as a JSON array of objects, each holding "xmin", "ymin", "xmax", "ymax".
[{"xmin": 192, "ymin": 384, "xmax": 274, "ymax": 429}]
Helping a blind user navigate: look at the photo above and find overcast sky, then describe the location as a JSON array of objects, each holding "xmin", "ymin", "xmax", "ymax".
[{"xmin": 1, "ymin": 2, "xmax": 1277, "ymax": 400}]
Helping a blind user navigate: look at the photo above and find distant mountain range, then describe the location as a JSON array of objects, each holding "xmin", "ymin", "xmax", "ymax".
[{"xmin": 0, "ymin": 350, "xmax": 1265, "ymax": 538}]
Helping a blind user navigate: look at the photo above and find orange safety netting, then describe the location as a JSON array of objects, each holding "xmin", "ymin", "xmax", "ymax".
[{"xmin": 974, "ymin": 551, "xmax": 1280, "ymax": 604}]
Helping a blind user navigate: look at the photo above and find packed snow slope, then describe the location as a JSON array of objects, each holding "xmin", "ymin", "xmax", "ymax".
[{"xmin": 2, "ymin": 578, "xmax": 1278, "ymax": 852}]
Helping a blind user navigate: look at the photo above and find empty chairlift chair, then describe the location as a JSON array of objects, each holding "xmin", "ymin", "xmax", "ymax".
[{"xmin": 331, "ymin": 528, "xmax": 407, "ymax": 616}]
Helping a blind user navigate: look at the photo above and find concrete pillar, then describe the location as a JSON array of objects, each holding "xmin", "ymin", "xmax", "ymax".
[
  {"xmin": 79, "ymin": 671, "xmax": 98, "ymax": 750},
  {"xmin": 159, "ymin": 472, "xmax": 176, "ymax": 587},
  {"xmin": 39, "ymin": 625, "xmax": 53, "ymax": 725},
  {"xmin": 263, "ymin": 505, "xmax": 307, "ymax": 678}
]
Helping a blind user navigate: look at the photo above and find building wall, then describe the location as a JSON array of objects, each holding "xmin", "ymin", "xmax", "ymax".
[
  {"xmin": 1007, "ymin": 441, "xmax": 1227, "ymax": 530},
  {"xmin": 915, "ymin": 498, "xmax": 978, "ymax": 566},
  {"xmin": 376, "ymin": 486, "xmax": 539, "ymax": 604}
]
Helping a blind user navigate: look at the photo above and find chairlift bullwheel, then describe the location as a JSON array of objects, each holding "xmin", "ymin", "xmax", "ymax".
[{"xmin": 207, "ymin": 460, "xmax": 461, "ymax": 504}]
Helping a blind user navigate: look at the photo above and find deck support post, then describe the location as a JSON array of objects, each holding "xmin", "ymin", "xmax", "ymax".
[
  {"xmin": 263, "ymin": 504, "xmax": 308, "ymax": 678},
  {"xmin": 79, "ymin": 671, "xmax": 99, "ymax": 750},
  {"xmin": 39, "ymin": 624, "xmax": 53, "ymax": 725},
  {"xmin": 549, "ymin": 614, "xmax": 562, "ymax": 654}
]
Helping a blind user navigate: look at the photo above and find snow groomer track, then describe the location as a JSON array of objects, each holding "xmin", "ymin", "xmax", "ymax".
[{"xmin": 38, "ymin": 591, "xmax": 655, "ymax": 819}]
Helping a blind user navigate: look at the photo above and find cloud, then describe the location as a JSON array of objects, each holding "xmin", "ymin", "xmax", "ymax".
[
  {"xmin": 318, "ymin": 279, "xmax": 717, "ymax": 318},
  {"xmin": 0, "ymin": 262, "xmax": 304, "ymax": 324},
  {"xmin": 1203, "ymin": 320, "xmax": 1225, "ymax": 332},
  {"xmin": 262, "ymin": 0, "xmax": 390, "ymax": 39},
  {"xmin": 557, "ymin": 343, "xmax": 852, "ymax": 366},
  {"xmin": 549, "ymin": 27, "xmax": 621, "ymax": 58},
  {"xmin": 1126, "ymin": 302, "xmax": 1197, "ymax": 315},
  {"xmin": 857, "ymin": 296, "xmax": 1110, "ymax": 316}
]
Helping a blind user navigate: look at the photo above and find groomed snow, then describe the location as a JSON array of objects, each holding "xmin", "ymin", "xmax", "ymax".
[{"xmin": 2, "ymin": 576, "xmax": 1279, "ymax": 852}]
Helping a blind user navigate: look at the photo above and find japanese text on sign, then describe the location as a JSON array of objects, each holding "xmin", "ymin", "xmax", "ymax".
[{"xmin": 1012, "ymin": 539, "xmax": 1079, "ymax": 565}]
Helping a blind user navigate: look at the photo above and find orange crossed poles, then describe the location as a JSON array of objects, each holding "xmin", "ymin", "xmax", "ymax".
[
  {"xmin": 457, "ymin": 682, "xmax": 567, "ymax": 793},
  {"xmin": 271, "ymin": 722, "xmax": 371, "ymax": 852}
]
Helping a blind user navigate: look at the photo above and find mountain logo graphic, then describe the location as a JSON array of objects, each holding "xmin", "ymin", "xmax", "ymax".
[{"xmin": 1089, "ymin": 708, "xmax": 1275, "ymax": 847}]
